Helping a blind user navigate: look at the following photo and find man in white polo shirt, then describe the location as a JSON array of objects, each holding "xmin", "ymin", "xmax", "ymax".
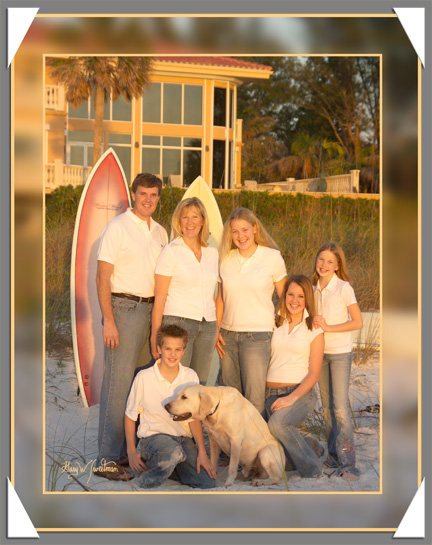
[{"xmin": 94, "ymin": 173, "xmax": 168, "ymax": 481}]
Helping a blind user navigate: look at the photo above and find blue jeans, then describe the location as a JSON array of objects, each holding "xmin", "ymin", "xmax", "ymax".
[
  {"xmin": 318, "ymin": 352, "xmax": 359, "ymax": 476},
  {"xmin": 219, "ymin": 329, "xmax": 272, "ymax": 414},
  {"xmin": 138, "ymin": 433, "xmax": 216, "ymax": 489},
  {"xmin": 97, "ymin": 297, "xmax": 152, "ymax": 465},
  {"xmin": 162, "ymin": 316, "xmax": 217, "ymax": 384},
  {"xmin": 265, "ymin": 386, "xmax": 323, "ymax": 478}
]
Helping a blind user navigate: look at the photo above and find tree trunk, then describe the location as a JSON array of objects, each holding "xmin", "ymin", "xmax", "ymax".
[{"xmin": 92, "ymin": 84, "xmax": 105, "ymax": 165}]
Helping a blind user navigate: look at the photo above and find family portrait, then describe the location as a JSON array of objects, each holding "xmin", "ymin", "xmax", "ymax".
[{"xmin": 44, "ymin": 49, "xmax": 380, "ymax": 494}]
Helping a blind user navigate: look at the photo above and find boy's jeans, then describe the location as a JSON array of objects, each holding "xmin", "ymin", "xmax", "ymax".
[
  {"xmin": 138, "ymin": 433, "xmax": 216, "ymax": 489},
  {"xmin": 318, "ymin": 352, "xmax": 359, "ymax": 475},
  {"xmin": 97, "ymin": 297, "xmax": 152, "ymax": 465},
  {"xmin": 265, "ymin": 386, "xmax": 323, "ymax": 478},
  {"xmin": 219, "ymin": 329, "xmax": 272, "ymax": 414}
]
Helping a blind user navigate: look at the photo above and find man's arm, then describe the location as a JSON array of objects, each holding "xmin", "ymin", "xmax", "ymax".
[{"xmin": 96, "ymin": 260, "xmax": 118, "ymax": 349}]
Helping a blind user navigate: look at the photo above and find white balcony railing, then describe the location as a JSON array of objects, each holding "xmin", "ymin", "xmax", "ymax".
[
  {"xmin": 45, "ymin": 85, "xmax": 65, "ymax": 111},
  {"xmin": 45, "ymin": 160, "xmax": 91, "ymax": 191}
]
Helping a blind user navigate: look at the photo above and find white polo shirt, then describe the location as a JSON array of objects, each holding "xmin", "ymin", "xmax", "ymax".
[
  {"xmin": 267, "ymin": 310, "xmax": 323, "ymax": 384},
  {"xmin": 219, "ymin": 246, "xmax": 287, "ymax": 332},
  {"xmin": 97, "ymin": 209, "xmax": 168, "ymax": 297},
  {"xmin": 155, "ymin": 237, "xmax": 218, "ymax": 322},
  {"xmin": 313, "ymin": 274, "xmax": 358, "ymax": 354},
  {"xmin": 125, "ymin": 361, "xmax": 199, "ymax": 439}
]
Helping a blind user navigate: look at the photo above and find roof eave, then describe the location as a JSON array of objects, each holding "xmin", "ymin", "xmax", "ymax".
[{"xmin": 151, "ymin": 60, "xmax": 273, "ymax": 81}]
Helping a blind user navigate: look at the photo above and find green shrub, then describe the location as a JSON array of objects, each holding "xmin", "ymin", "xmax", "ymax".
[{"xmin": 45, "ymin": 186, "xmax": 379, "ymax": 352}]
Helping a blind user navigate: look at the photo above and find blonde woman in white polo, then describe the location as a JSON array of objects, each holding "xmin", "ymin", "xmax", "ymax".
[
  {"xmin": 151, "ymin": 197, "xmax": 218, "ymax": 384},
  {"xmin": 216, "ymin": 208, "xmax": 287, "ymax": 414}
]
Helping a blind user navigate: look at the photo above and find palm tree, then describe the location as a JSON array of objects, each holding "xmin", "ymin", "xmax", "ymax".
[
  {"xmin": 291, "ymin": 133, "xmax": 346, "ymax": 179},
  {"xmin": 46, "ymin": 56, "xmax": 152, "ymax": 165}
]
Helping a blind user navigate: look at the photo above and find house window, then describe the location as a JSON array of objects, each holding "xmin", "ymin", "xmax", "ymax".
[
  {"xmin": 68, "ymin": 95, "xmax": 132, "ymax": 121},
  {"xmin": 212, "ymin": 140, "xmax": 225, "ymax": 189},
  {"xmin": 184, "ymin": 85, "xmax": 203, "ymax": 125},
  {"xmin": 214, "ymin": 87, "xmax": 226, "ymax": 127},
  {"xmin": 69, "ymin": 101, "xmax": 90, "ymax": 120},
  {"xmin": 142, "ymin": 83, "xmax": 161, "ymax": 123},
  {"xmin": 108, "ymin": 133, "xmax": 132, "ymax": 182},
  {"xmin": 229, "ymin": 88, "xmax": 235, "ymax": 129},
  {"xmin": 212, "ymin": 85, "xmax": 236, "ymax": 187},
  {"xmin": 142, "ymin": 83, "xmax": 203, "ymax": 126},
  {"xmin": 163, "ymin": 84, "xmax": 182, "ymax": 124},
  {"xmin": 67, "ymin": 130, "xmax": 95, "ymax": 166},
  {"xmin": 142, "ymin": 136, "xmax": 202, "ymax": 187}
]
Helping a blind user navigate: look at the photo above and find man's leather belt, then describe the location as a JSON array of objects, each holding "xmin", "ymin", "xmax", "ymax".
[{"xmin": 111, "ymin": 293, "xmax": 155, "ymax": 304}]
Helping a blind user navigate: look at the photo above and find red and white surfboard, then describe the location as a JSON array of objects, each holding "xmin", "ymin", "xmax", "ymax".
[{"xmin": 71, "ymin": 148, "xmax": 131, "ymax": 407}]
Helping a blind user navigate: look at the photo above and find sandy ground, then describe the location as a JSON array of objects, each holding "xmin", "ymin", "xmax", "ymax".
[{"xmin": 45, "ymin": 351, "xmax": 380, "ymax": 493}]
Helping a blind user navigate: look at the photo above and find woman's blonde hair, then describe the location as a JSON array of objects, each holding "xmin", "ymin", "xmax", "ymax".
[
  {"xmin": 276, "ymin": 274, "xmax": 315, "ymax": 330},
  {"xmin": 312, "ymin": 241, "xmax": 350, "ymax": 285},
  {"xmin": 171, "ymin": 197, "xmax": 209, "ymax": 247},
  {"xmin": 219, "ymin": 208, "xmax": 279, "ymax": 261}
]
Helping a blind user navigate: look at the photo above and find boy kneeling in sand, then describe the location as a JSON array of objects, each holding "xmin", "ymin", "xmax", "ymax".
[{"xmin": 125, "ymin": 324, "xmax": 217, "ymax": 489}]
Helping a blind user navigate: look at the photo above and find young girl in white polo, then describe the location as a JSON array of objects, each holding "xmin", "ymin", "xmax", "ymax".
[
  {"xmin": 312, "ymin": 242, "xmax": 363, "ymax": 481},
  {"xmin": 216, "ymin": 208, "xmax": 287, "ymax": 414}
]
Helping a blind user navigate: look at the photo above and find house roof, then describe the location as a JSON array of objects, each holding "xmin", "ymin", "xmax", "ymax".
[{"xmin": 154, "ymin": 56, "xmax": 272, "ymax": 72}]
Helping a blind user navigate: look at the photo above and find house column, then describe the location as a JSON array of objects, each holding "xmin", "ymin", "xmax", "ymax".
[
  {"xmin": 132, "ymin": 97, "xmax": 142, "ymax": 181},
  {"xmin": 350, "ymin": 169, "xmax": 360, "ymax": 192},
  {"xmin": 203, "ymin": 80, "xmax": 213, "ymax": 187}
]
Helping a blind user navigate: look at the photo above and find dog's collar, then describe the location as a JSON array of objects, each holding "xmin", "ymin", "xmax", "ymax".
[{"xmin": 208, "ymin": 400, "xmax": 220, "ymax": 417}]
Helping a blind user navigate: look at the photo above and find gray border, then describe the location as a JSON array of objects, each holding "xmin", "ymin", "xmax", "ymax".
[
  {"xmin": 2, "ymin": 0, "xmax": 431, "ymax": 544},
  {"xmin": 0, "ymin": 0, "xmax": 11, "ymax": 544},
  {"xmin": 422, "ymin": 3, "xmax": 432, "ymax": 545}
]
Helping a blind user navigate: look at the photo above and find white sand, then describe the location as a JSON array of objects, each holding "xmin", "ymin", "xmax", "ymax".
[{"xmin": 45, "ymin": 351, "xmax": 380, "ymax": 493}]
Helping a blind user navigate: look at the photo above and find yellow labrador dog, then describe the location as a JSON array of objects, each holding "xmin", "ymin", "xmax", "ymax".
[{"xmin": 165, "ymin": 385, "xmax": 286, "ymax": 487}]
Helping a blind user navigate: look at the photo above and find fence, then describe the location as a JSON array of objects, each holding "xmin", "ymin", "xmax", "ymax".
[
  {"xmin": 45, "ymin": 160, "xmax": 91, "ymax": 191},
  {"xmin": 254, "ymin": 170, "xmax": 361, "ymax": 194}
]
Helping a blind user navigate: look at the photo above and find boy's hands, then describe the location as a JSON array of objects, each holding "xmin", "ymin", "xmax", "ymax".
[
  {"xmin": 196, "ymin": 450, "xmax": 217, "ymax": 480},
  {"xmin": 128, "ymin": 450, "xmax": 147, "ymax": 472}
]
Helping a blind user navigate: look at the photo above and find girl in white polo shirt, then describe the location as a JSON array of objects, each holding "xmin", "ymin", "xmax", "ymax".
[
  {"xmin": 216, "ymin": 208, "xmax": 287, "ymax": 414},
  {"xmin": 151, "ymin": 198, "xmax": 218, "ymax": 384},
  {"xmin": 312, "ymin": 242, "xmax": 363, "ymax": 481},
  {"xmin": 265, "ymin": 274, "xmax": 324, "ymax": 478}
]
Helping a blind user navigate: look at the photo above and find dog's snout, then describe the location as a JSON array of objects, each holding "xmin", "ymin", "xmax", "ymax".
[{"xmin": 164, "ymin": 402, "xmax": 171, "ymax": 412}]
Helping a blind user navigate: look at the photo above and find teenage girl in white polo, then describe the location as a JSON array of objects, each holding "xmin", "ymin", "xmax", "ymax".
[
  {"xmin": 312, "ymin": 241, "xmax": 363, "ymax": 481},
  {"xmin": 151, "ymin": 197, "xmax": 218, "ymax": 384},
  {"xmin": 265, "ymin": 274, "xmax": 324, "ymax": 479},
  {"xmin": 216, "ymin": 208, "xmax": 287, "ymax": 414}
]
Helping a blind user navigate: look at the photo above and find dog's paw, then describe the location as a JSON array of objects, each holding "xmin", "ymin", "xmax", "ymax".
[
  {"xmin": 224, "ymin": 478, "xmax": 235, "ymax": 488},
  {"xmin": 251, "ymin": 479, "xmax": 266, "ymax": 487}
]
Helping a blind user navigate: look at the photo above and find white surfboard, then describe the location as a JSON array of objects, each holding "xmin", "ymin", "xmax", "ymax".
[{"xmin": 177, "ymin": 176, "xmax": 224, "ymax": 385}]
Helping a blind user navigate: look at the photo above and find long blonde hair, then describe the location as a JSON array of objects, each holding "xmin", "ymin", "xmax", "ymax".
[
  {"xmin": 219, "ymin": 208, "xmax": 279, "ymax": 261},
  {"xmin": 276, "ymin": 274, "xmax": 315, "ymax": 330},
  {"xmin": 171, "ymin": 197, "xmax": 209, "ymax": 247},
  {"xmin": 312, "ymin": 241, "xmax": 351, "ymax": 285}
]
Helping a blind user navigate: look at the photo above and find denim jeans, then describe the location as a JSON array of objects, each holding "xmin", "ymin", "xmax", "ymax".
[
  {"xmin": 318, "ymin": 352, "xmax": 359, "ymax": 476},
  {"xmin": 219, "ymin": 329, "xmax": 272, "ymax": 414},
  {"xmin": 97, "ymin": 297, "xmax": 152, "ymax": 465},
  {"xmin": 265, "ymin": 386, "xmax": 323, "ymax": 478},
  {"xmin": 137, "ymin": 433, "xmax": 216, "ymax": 489},
  {"xmin": 162, "ymin": 316, "xmax": 217, "ymax": 384}
]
